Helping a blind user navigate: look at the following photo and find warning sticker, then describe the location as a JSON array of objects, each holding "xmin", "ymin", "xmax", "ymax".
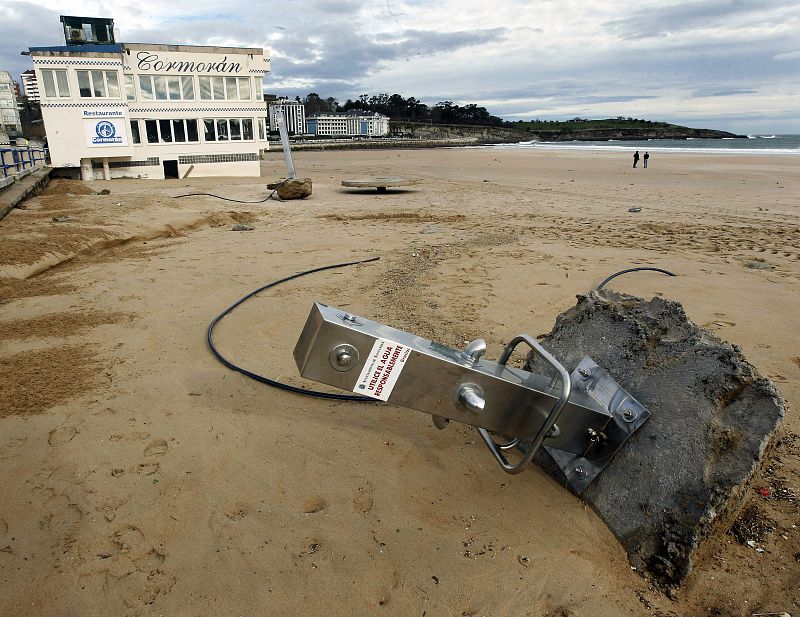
[{"xmin": 352, "ymin": 338, "xmax": 411, "ymax": 401}]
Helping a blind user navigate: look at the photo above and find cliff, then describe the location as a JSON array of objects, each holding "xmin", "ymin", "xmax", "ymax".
[{"xmin": 390, "ymin": 121, "xmax": 742, "ymax": 143}]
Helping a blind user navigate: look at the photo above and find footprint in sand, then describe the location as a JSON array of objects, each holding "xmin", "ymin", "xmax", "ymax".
[
  {"xmin": 111, "ymin": 523, "xmax": 146, "ymax": 554},
  {"xmin": 48, "ymin": 425, "xmax": 78, "ymax": 446},
  {"xmin": 143, "ymin": 438, "xmax": 168, "ymax": 457},
  {"xmin": 702, "ymin": 320, "xmax": 736, "ymax": 330},
  {"xmin": 137, "ymin": 462, "xmax": 160, "ymax": 476},
  {"xmin": 104, "ymin": 524, "xmax": 174, "ymax": 607},
  {"xmin": 353, "ymin": 481, "xmax": 375, "ymax": 514},
  {"xmin": 97, "ymin": 495, "xmax": 131, "ymax": 522},
  {"xmin": 300, "ymin": 496, "xmax": 327, "ymax": 514},
  {"xmin": 223, "ymin": 500, "xmax": 252, "ymax": 521}
]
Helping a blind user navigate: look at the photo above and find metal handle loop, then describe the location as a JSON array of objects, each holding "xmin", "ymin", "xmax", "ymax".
[{"xmin": 478, "ymin": 334, "xmax": 571, "ymax": 474}]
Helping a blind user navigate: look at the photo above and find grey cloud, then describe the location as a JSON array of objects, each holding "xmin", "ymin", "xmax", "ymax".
[
  {"xmin": 381, "ymin": 27, "xmax": 508, "ymax": 55},
  {"xmin": 0, "ymin": 2, "xmax": 63, "ymax": 79},
  {"xmin": 604, "ymin": 0, "xmax": 799, "ymax": 40},
  {"xmin": 691, "ymin": 87, "xmax": 759, "ymax": 97}
]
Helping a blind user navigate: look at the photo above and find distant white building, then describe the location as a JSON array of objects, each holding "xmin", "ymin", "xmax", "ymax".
[
  {"xmin": 30, "ymin": 15, "xmax": 270, "ymax": 180},
  {"xmin": 20, "ymin": 70, "xmax": 40, "ymax": 102},
  {"xmin": 268, "ymin": 98, "xmax": 305, "ymax": 135},
  {"xmin": 0, "ymin": 71, "xmax": 23, "ymax": 133},
  {"xmin": 306, "ymin": 110, "xmax": 389, "ymax": 137}
]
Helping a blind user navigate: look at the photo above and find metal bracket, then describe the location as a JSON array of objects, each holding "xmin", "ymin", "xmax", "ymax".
[{"xmin": 293, "ymin": 303, "xmax": 650, "ymax": 492}]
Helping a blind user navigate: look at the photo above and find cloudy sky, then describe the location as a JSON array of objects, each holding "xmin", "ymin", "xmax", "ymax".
[{"xmin": 2, "ymin": 0, "xmax": 799, "ymax": 132}]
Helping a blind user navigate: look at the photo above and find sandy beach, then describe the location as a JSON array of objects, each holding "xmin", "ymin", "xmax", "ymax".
[{"xmin": 1, "ymin": 147, "xmax": 798, "ymax": 616}]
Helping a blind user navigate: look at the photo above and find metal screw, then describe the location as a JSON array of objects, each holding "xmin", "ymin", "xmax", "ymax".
[
  {"xmin": 336, "ymin": 351, "xmax": 352, "ymax": 368},
  {"xmin": 578, "ymin": 368, "xmax": 591, "ymax": 380},
  {"xmin": 343, "ymin": 313, "xmax": 357, "ymax": 323},
  {"xmin": 622, "ymin": 408, "xmax": 637, "ymax": 422},
  {"xmin": 574, "ymin": 466, "xmax": 586, "ymax": 477}
]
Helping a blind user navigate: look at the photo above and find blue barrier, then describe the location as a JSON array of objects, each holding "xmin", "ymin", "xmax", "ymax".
[{"xmin": 1, "ymin": 145, "xmax": 49, "ymax": 178}]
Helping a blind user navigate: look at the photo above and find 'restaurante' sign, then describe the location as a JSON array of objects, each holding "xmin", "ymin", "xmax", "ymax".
[{"xmin": 136, "ymin": 52, "xmax": 242, "ymax": 74}]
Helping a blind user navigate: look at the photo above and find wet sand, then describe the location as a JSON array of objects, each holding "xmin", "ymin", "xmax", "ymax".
[{"xmin": 1, "ymin": 148, "xmax": 798, "ymax": 616}]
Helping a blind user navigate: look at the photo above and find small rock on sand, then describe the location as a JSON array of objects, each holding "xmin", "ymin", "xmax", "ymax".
[
  {"xmin": 231, "ymin": 224, "xmax": 254, "ymax": 231},
  {"xmin": 268, "ymin": 178, "xmax": 312, "ymax": 200},
  {"xmin": 98, "ymin": 189, "xmax": 111, "ymax": 195},
  {"xmin": 52, "ymin": 216, "xmax": 79, "ymax": 222}
]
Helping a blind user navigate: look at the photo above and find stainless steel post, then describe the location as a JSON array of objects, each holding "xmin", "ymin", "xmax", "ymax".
[{"xmin": 275, "ymin": 109, "xmax": 296, "ymax": 180}]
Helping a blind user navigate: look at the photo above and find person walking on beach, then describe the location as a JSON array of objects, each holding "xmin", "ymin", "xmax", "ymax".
[
  {"xmin": 633, "ymin": 150, "xmax": 640, "ymax": 168},
  {"xmin": 643, "ymin": 151, "xmax": 650, "ymax": 168}
]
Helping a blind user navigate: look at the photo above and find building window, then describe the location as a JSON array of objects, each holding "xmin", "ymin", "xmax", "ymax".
[
  {"xmin": 159, "ymin": 119, "xmax": 173, "ymax": 142},
  {"xmin": 187, "ymin": 119, "xmax": 199, "ymax": 142},
  {"xmin": 124, "ymin": 74, "xmax": 136, "ymax": 101},
  {"xmin": 198, "ymin": 76, "xmax": 251, "ymax": 101},
  {"xmin": 41, "ymin": 69, "xmax": 70, "ymax": 98},
  {"xmin": 145, "ymin": 119, "xmax": 159, "ymax": 143},
  {"xmin": 216, "ymin": 119, "xmax": 228, "ymax": 141},
  {"xmin": 202, "ymin": 118, "xmax": 256, "ymax": 141},
  {"xmin": 258, "ymin": 117, "xmax": 266, "ymax": 140},
  {"xmin": 130, "ymin": 119, "xmax": 141, "ymax": 144},
  {"xmin": 138, "ymin": 75, "xmax": 194, "ymax": 101},
  {"xmin": 242, "ymin": 118, "xmax": 253, "ymax": 140},
  {"xmin": 203, "ymin": 118, "xmax": 215, "ymax": 142},
  {"xmin": 77, "ymin": 70, "xmax": 119, "ymax": 98},
  {"xmin": 141, "ymin": 118, "xmax": 200, "ymax": 144}
]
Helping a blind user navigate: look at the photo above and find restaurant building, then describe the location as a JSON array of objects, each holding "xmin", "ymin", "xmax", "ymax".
[{"xmin": 30, "ymin": 16, "xmax": 270, "ymax": 180}]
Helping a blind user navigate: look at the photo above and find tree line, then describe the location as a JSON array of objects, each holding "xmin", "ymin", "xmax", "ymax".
[{"xmin": 295, "ymin": 92, "xmax": 505, "ymax": 127}]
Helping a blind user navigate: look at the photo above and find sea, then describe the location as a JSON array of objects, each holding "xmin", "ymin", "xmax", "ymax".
[{"xmin": 486, "ymin": 134, "xmax": 800, "ymax": 155}]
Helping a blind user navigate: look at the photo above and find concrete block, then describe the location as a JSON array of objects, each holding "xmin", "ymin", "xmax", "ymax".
[{"xmin": 527, "ymin": 290, "xmax": 785, "ymax": 586}]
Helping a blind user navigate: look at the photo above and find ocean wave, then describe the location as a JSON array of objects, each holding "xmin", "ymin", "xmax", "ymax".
[{"xmin": 485, "ymin": 142, "xmax": 800, "ymax": 155}]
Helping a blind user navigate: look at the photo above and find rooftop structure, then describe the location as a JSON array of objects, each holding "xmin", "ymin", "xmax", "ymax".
[{"xmin": 60, "ymin": 15, "xmax": 116, "ymax": 46}]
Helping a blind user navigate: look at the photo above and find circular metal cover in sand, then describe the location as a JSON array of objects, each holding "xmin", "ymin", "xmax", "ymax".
[{"xmin": 341, "ymin": 176, "xmax": 422, "ymax": 190}]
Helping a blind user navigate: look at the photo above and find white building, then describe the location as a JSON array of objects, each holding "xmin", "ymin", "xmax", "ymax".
[
  {"xmin": 268, "ymin": 98, "xmax": 305, "ymax": 135},
  {"xmin": 306, "ymin": 111, "xmax": 389, "ymax": 137},
  {"xmin": 20, "ymin": 70, "xmax": 40, "ymax": 102},
  {"xmin": 0, "ymin": 71, "xmax": 23, "ymax": 133},
  {"xmin": 30, "ymin": 16, "xmax": 270, "ymax": 180}
]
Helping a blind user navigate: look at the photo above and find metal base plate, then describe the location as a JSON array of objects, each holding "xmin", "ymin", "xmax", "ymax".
[{"xmin": 544, "ymin": 356, "xmax": 650, "ymax": 494}]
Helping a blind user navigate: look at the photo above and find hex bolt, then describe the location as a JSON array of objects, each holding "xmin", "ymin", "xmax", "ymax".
[
  {"xmin": 578, "ymin": 368, "xmax": 591, "ymax": 380},
  {"xmin": 574, "ymin": 466, "xmax": 586, "ymax": 477},
  {"xmin": 336, "ymin": 351, "xmax": 352, "ymax": 368},
  {"xmin": 622, "ymin": 408, "xmax": 637, "ymax": 422}
]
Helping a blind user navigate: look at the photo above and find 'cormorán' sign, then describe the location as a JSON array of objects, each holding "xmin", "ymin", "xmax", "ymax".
[{"xmin": 136, "ymin": 52, "xmax": 242, "ymax": 74}]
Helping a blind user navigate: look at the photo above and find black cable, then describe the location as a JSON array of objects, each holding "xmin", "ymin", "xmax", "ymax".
[
  {"xmin": 595, "ymin": 267, "xmax": 677, "ymax": 291},
  {"xmin": 207, "ymin": 256, "xmax": 381, "ymax": 401},
  {"xmin": 174, "ymin": 178, "xmax": 289, "ymax": 203}
]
